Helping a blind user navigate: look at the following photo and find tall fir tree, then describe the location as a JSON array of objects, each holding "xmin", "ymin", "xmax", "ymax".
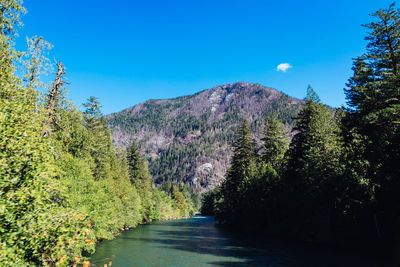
[
  {"xmin": 218, "ymin": 119, "xmax": 257, "ymax": 223},
  {"xmin": 83, "ymin": 96, "xmax": 113, "ymax": 180},
  {"xmin": 230, "ymin": 119, "xmax": 257, "ymax": 175},
  {"xmin": 127, "ymin": 140, "xmax": 153, "ymax": 222},
  {"xmin": 288, "ymin": 86, "xmax": 341, "ymax": 181},
  {"xmin": 261, "ymin": 115, "xmax": 289, "ymax": 170},
  {"xmin": 344, "ymin": 3, "xmax": 400, "ymax": 242},
  {"xmin": 127, "ymin": 140, "xmax": 142, "ymax": 183},
  {"xmin": 83, "ymin": 96, "xmax": 103, "ymax": 131},
  {"xmin": 284, "ymin": 86, "xmax": 342, "ymax": 238}
]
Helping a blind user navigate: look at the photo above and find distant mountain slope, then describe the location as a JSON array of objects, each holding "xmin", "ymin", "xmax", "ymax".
[{"xmin": 106, "ymin": 82, "xmax": 303, "ymax": 191}]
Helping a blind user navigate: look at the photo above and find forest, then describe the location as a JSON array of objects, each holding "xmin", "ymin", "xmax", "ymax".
[
  {"xmin": 2, "ymin": 0, "xmax": 400, "ymax": 266},
  {"xmin": 0, "ymin": 1, "xmax": 196, "ymax": 266},
  {"xmin": 201, "ymin": 3, "xmax": 400, "ymax": 257},
  {"xmin": 105, "ymin": 83, "xmax": 303, "ymax": 190}
]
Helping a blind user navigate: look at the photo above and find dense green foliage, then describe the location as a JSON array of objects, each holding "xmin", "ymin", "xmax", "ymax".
[
  {"xmin": 0, "ymin": 2, "xmax": 195, "ymax": 266},
  {"xmin": 3, "ymin": 0, "xmax": 400, "ymax": 264},
  {"xmin": 202, "ymin": 4, "xmax": 400, "ymax": 255},
  {"xmin": 343, "ymin": 2, "xmax": 400, "ymax": 247},
  {"xmin": 261, "ymin": 115, "xmax": 289, "ymax": 169}
]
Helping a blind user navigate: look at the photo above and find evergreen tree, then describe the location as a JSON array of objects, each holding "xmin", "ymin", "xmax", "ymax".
[
  {"xmin": 200, "ymin": 188, "xmax": 220, "ymax": 216},
  {"xmin": 127, "ymin": 140, "xmax": 153, "ymax": 222},
  {"xmin": 285, "ymin": 86, "xmax": 342, "ymax": 238},
  {"xmin": 344, "ymin": 3, "xmax": 400, "ymax": 242},
  {"xmin": 83, "ymin": 96, "xmax": 103, "ymax": 131},
  {"xmin": 201, "ymin": 4, "xmax": 400, "ymax": 254},
  {"xmin": 261, "ymin": 116, "xmax": 289, "ymax": 169},
  {"xmin": 288, "ymin": 86, "xmax": 341, "ymax": 180},
  {"xmin": 230, "ymin": 119, "xmax": 258, "ymax": 175},
  {"xmin": 305, "ymin": 84, "xmax": 320, "ymax": 103},
  {"xmin": 127, "ymin": 140, "xmax": 142, "ymax": 183},
  {"xmin": 218, "ymin": 119, "xmax": 257, "ymax": 223},
  {"xmin": 83, "ymin": 96, "xmax": 113, "ymax": 179}
]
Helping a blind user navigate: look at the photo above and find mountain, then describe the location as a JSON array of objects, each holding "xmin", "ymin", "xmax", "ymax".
[{"xmin": 106, "ymin": 82, "xmax": 303, "ymax": 191}]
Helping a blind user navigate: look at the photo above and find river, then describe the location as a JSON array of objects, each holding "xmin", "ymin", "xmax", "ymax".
[{"xmin": 89, "ymin": 215, "xmax": 380, "ymax": 266}]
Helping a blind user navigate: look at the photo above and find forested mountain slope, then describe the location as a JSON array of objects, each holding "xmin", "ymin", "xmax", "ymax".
[{"xmin": 106, "ymin": 82, "xmax": 303, "ymax": 190}]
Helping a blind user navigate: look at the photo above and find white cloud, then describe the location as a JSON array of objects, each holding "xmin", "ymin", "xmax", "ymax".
[{"xmin": 276, "ymin": 63, "xmax": 292, "ymax": 72}]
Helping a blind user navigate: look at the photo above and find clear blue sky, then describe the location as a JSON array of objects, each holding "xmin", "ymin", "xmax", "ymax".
[{"xmin": 18, "ymin": 0, "xmax": 394, "ymax": 114}]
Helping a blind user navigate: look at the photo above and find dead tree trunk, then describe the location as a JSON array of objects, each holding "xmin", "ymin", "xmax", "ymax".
[{"xmin": 42, "ymin": 61, "xmax": 66, "ymax": 137}]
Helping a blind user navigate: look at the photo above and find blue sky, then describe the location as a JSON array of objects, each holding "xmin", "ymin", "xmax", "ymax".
[{"xmin": 18, "ymin": 0, "xmax": 394, "ymax": 114}]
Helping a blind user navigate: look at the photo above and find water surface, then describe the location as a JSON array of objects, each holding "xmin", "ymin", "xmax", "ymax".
[{"xmin": 90, "ymin": 215, "xmax": 379, "ymax": 266}]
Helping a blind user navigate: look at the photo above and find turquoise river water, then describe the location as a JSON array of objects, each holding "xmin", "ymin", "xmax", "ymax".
[{"xmin": 89, "ymin": 215, "xmax": 380, "ymax": 267}]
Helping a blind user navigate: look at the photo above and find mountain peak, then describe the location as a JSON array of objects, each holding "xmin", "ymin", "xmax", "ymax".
[
  {"xmin": 210, "ymin": 81, "xmax": 276, "ymax": 92},
  {"xmin": 106, "ymin": 83, "xmax": 303, "ymax": 191}
]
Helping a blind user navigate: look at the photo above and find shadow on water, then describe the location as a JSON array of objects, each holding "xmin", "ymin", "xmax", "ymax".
[{"xmin": 90, "ymin": 216, "xmax": 381, "ymax": 267}]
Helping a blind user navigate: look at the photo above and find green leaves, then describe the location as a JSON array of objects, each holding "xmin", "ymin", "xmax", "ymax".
[
  {"xmin": 0, "ymin": 2, "xmax": 194, "ymax": 264},
  {"xmin": 0, "ymin": 0, "xmax": 25, "ymax": 37}
]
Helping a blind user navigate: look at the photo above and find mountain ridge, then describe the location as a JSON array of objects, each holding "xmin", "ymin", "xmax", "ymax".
[{"xmin": 106, "ymin": 82, "xmax": 303, "ymax": 191}]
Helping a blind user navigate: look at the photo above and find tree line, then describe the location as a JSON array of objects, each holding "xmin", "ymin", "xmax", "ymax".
[
  {"xmin": 202, "ymin": 3, "xmax": 400, "ymax": 257},
  {"xmin": 0, "ymin": 1, "xmax": 196, "ymax": 266}
]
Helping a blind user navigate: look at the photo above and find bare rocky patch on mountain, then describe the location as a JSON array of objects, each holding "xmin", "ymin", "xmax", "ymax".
[{"xmin": 106, "ymin": 82, "xmax": 303, "ymax": 191}]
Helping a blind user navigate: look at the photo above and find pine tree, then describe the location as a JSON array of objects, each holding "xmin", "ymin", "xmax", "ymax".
[
  {"xmin": 127, "ymin": 140, "xmax": 152, "ymax": 189},
  {"xmin": 261, "ymin": 116, "xmax": 289, "ymax": 169},
  {"xmin": 127, "ymin": 140, "xmax": 142, "ymax": 183},
  {"xmin": 83, "ymin": 96, "xmax": 113, "ymax": 179},
  {"xmin": 218, "ymin": 119, "xmax": 257, "ymax": 223},
  {"xmin": 127, "ymin": 140, "xmax": 153, "ymax": 222},
  {"xmin": 345, "ymin": 3, "xmax": 400, "ymax": 174},
  {"xmin": 230, "ymin": 119, "xmax": 257, "ymax": 175},
  {"xmin": 344, "ymin": 3, "xmax": 400, "ymax": 242},
  {"xmin": 83, "ymin": 96, "xmax": 103, "ymax": 131},
  {"xmin": 284, "ymin": 86, "xmax": 342, "ymax": 238},
  {"xmin": 288, "ymin": 86, "xmax": 341, "ymax": 180}
]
